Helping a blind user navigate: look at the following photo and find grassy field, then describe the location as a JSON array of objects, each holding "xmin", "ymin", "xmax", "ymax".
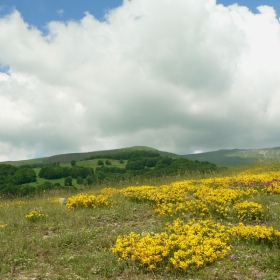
[{"xmin": 1, "ymin": 164, "xmax": 280, "ymax": 279}]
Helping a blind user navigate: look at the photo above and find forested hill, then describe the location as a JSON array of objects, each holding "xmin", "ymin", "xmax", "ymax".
[
  {"xmin": 2, "ymin": 146, "xmax": 178, "ymax": 166},
  {"xmin": 0, "ymin": 148, "xmax": 218, "ymax": 197}
]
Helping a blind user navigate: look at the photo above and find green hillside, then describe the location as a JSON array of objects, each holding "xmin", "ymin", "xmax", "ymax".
[
  {"xmin": 183, "ymin": 146, "xmax": 280, "ymax": 166},
  {"xmin": 3, "ymin": 145, "xmax": 280, "ymax": 170},
  {"xmin": 0, "ymin": 148, "xmax": 218, "ymax": 197},
  {"xmin": 2, "ymin": 146, "xmax": 178, "ymax": 166}
]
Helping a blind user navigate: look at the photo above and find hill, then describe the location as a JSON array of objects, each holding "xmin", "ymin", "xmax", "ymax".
[
  {"xmin": 183, "ymin": 146, "xmax": 280, "ymax": 166},
  {"xmin": 0, "ymin": 147, "xmax": 218, "ymax": 197},
  {"xmin": 3, "ymin": 145, "xmax": 280, "ymax": 168},
  {"xmin": 2, "ymin": 146, "xmax": 179, "ymax": 166}
]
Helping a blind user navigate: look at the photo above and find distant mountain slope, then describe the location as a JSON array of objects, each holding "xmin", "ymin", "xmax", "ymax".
[
  {"xmin": 2, "ymin": 146, "xmax": 179, "ymax": 166},
  {"xmin": 3, "ymin": 145, "xmax": 280, "ymax": 167},
  {"xmin": 183, "ymin": 147, "xmax": 280, "ymax": 166}
]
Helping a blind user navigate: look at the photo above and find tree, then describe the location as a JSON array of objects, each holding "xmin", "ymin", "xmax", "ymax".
[
  {"xmin": 97, "ymin": 160, "xmax": 104, "ymax": 166},
  {"xmin": 13, "ymin": 166, "xmax": 37, "ymax": 185},
  {"xmin": 71, "ymin": 160, "xmax": 76, "ymax": 167},
  {"xmin": 64, "ymin": 176, "xmax": 72, "ymax": 186},
  {"xmin": 77, "ymin": 176, "xmax": 83, "ymax": 184}
]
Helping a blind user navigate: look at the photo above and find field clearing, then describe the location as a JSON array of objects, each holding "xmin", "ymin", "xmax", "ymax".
[{"xmin": 1, "ymin": 164, "xmax": 280, "ymax": 279}]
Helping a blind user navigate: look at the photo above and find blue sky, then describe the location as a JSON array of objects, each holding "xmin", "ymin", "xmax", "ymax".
[
  {"xmin": 0, "ymin": 0, "xmax": 279, "ymax": 30},
  {"xmin": 1, "ymin": 0, "xmax": 280, "ymax": 161}
]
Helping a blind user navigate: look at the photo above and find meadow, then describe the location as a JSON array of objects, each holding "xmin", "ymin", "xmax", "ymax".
[{"xmin": 1, "ymin": 163, "xmax": 280, "ymax": 279}]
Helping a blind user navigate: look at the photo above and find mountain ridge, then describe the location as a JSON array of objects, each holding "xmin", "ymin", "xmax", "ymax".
[
  {"xmin": 2, "ymin": 145, "xmax": 280, "ymax": 167},
  {"xmin": 183, "ymin": 146, "xmax": 280, "ymax": 166}
]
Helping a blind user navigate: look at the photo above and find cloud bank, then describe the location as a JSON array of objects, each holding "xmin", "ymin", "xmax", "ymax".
[{"xmin": 0, "ymin": 0, "xmax": 280, "ymax": 161}]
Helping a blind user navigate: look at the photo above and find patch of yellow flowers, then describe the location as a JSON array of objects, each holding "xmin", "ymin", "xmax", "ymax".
[
  {"xmin": 229, "ymin": 222, "xmax": 280, "ymax": 244},
  {"xmin": 233, "ymin": 201, "xmax": 268, "ymax": 222},
  {"xmin": 66, "ymin": 194, "xmax": 112, "ymax": 210},
  {"xmin": 110, "ymin": 167, "xmax": 280, "ymax": 271},
  {"xmin": 111, "ymin": 218, "xmax": 280, "ymax": 270},
  {"xmin": 25, "ymin": 210, "xmax": 48, "ymax": 222},
  {"xmin": 64, "ymin": 166, "xmax": 280, "ymax": 271},
  {"xmin": 111, "ymin": 218, "xmax": 231, "ymax": 270}
]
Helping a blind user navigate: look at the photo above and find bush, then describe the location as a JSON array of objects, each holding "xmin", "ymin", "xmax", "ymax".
[
  {"xmin": 77, "ymin": 176, "xmax": 83, "ymax": 184},
  {"xmin": 64, "ymin": 176, "xmax": 73, "ymax": 186}
]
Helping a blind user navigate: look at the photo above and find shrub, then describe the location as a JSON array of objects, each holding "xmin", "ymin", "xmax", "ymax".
[{"xmin": 64, "ymin": 176, "xmax": 73, "ymax": 186}]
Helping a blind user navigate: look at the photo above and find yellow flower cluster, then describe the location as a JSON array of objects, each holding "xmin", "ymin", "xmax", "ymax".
[
  {"xmin": 66, "ymin": 194, "xmax": 112, "ymax": 210},
  {"xmin": 229, "ymin": 222, "xmax": 280, "ymax": 244},
  {"xmin": 119, "ymin": 179, "xmax": 259, "ymax": 219},
  {"xmin": 0, "ymin": 224, "xmax": 7, "ymax": 229},
  {"xmin": 100, "ymin": 187, "xmax": 120, "ymax": 196},
  {"xmin": 262, "ymin": 180, "xmax": 280, "ymax": 194},
  {"xmin": 25, "ymin": 210, "xmax": 48, "ymax": 222},
  {"xmin": 110, "ymin": 167, "xmax": 280, "ymax": 272},
  {"xmin": 233, "ymin": 201, "xmax": 268, "ymax": 222},
  {"xmin": 111, "ymin": 219, "xmax": 231, "ymax": 270}
]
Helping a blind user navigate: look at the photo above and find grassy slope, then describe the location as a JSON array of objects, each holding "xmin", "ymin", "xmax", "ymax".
[
  {"xmin": 183, "ymin": 146, "xmax": 280, "ymax": 166},
  {"xmin": 1, "ymin": 164, "xmax": 280, "ymax": 279}
]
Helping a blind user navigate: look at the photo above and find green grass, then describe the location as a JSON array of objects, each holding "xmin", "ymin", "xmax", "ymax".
[{"xmin": 1, "ymin": 166, "xmax": 280, "ymax": 279}]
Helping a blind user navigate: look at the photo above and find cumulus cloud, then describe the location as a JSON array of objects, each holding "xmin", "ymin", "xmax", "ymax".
[{"xmin": 0, "ymin": 0, "xmax": 280, "ymax": 161}]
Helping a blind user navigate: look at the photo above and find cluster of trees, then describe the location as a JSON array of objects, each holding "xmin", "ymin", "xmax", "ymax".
[
  {"xmin": 124, "ymin": 156, "xmax": 218, "ymax": 175},
  {"xmin": 0, "ymin": 163, "xmax": 82, "ymax": 197},
  {"xmin": 81, "ymin": 152, "xmax": 218, "ymax": 185},
  {"xmin": 38, "ymin": 164, "xmax": 93, "ymax": 180},
  {"xmin": 0, "ymin": 164, "xmax": 37, "ymax": 196}
]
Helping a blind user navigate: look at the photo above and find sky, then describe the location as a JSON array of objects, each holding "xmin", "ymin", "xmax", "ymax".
[{"xmin": 0, "ymin": 0, "xmax": 280, "ymax": 161}]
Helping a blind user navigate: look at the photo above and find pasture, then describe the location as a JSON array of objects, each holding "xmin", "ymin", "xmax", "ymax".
[{"xmin": 1, "ymin": 164, "xmax": 280, "ymax": 279}]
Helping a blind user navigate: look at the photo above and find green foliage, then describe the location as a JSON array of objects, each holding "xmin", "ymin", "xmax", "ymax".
[
  {"xmin": 125, "ymin": 160, "xmax": 146, "ymax": 171},
  {"xmin": 86, "ymin": 150, "xmax": 160, "ymax": 161},
  {"xmin": 155, "ymin": 156, "xmax": 173, "ymax": 168},
  {"xmin": 0, "ymin": 150, "xmax": 218, "ymax": 196},
  {"xmin": 0, "ymin": 184, "xmax": 36, "ymax": 197},
  {"xmin": 146, "ymin": 158, "xmax": 158, "ymax": 167},
  {"xmin": 0, "ymin": 164, "xmax": 37, "ymax": 197},
  {"xmin": 0, "ymin": 164, "xmax": 17, "ymax": 176},
  {"xmin": 38, "ymin": 165, "xmax": 93, "ymax": 180},
  {"xmin": 70, "ymin": 166, "xmax": 93, "ymax": 179},
  {"xmin": 13, "ymin": 166, "xmax": 37, "ymax": 185},
  {"xmin": 64, "ymin": 176, "xmax": 73, "ymax": 186},
  {"xmin": 95, "ymin": 166, "xmax": 127, "ymax": 174},
  {"xmin": 76, "ymin": 176, "xmax": 83, "ymax": 184},
  {"xmin": 38, "ymin": 165, "xmax": 70, "ymax": 179}
]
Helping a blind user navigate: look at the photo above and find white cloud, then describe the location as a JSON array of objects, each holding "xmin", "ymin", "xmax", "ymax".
[
  {"xmin": 0, "ymin": 0, "xmax": 280, "ymax": 161},
  {"xmin": 56, "ymin": 9, "xmax": 64, "ymax": 16}
]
